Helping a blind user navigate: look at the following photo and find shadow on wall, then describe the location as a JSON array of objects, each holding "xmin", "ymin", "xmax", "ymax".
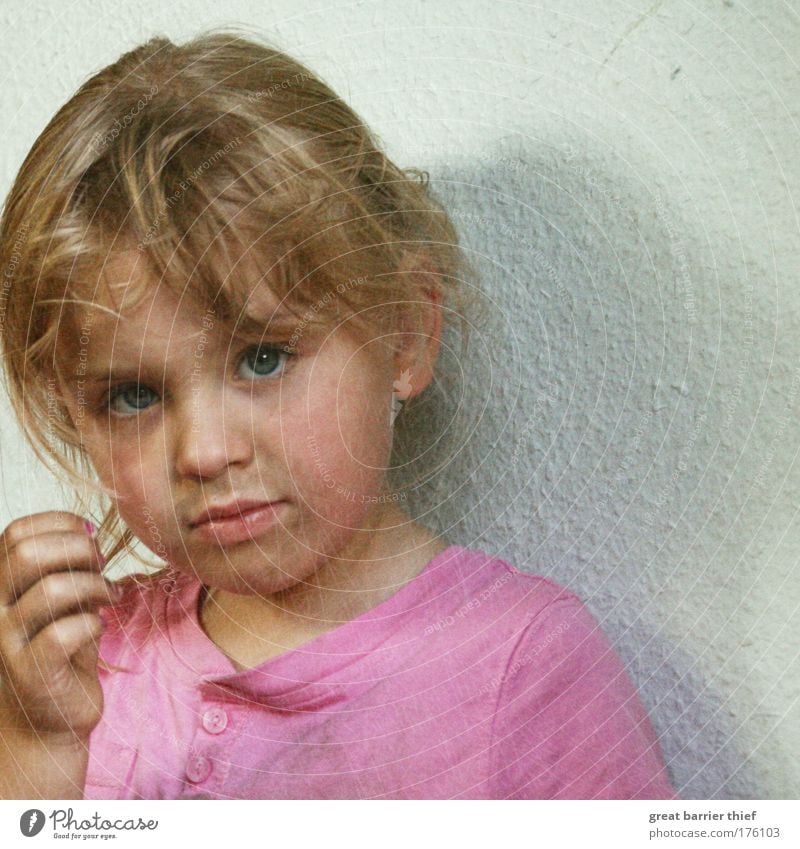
[{"xmin": 389, "ymin": 137, "xmax": 766, "ymax": 798}]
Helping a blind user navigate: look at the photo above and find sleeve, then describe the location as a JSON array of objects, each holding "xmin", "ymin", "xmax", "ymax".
[{"xmin": 488, "ymin": 589, "xmax": 679, "ymax": 799}]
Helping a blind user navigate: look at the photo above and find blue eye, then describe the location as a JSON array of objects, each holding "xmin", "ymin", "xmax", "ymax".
[
  {"xmin": 107, "ymin": 384, "xmax": 158, "ymax": 415},
  {"xmin": 237, "ymin": 344, "xmax": 292, "ymax": 380}
]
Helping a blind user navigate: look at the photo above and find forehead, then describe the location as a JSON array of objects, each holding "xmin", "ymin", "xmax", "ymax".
[{"xmin": 62, "ymin": 247, "xmax": 295, "ymax": 342}]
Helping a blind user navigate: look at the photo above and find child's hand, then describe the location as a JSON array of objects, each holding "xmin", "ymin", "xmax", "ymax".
[{"xmin": 0, "ymin": 512, "xmax": 118, "ymax": 742}]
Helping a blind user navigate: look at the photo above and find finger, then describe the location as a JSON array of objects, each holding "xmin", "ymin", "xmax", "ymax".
[
  {"xmin": 1, "ymin": 512, "xmax": 91, "ymax": 551},
  {"xmin": 8, "ymin": 572, "xmax": 119, "ymax": 647},
  {"xmin": 26, "ymin": 612, "xmax": 105, "ymax": 674},
  {"xmin": 0, "ymin": 512, "xmax": 97, "ymax": 604},
  {"xmin": 1, "ymin": 531, "xmax": 104, "ymax": 606}
]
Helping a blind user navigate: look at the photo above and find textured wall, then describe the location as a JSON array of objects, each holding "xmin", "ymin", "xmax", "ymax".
[{"xmin": 1, "ymin": 0, "xmax": 798, "ymax": 799}]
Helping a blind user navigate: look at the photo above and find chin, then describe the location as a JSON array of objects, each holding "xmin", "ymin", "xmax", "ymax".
[{"xmin": 194, "ymin": 552, "xmax": 314, "ymax": 597}]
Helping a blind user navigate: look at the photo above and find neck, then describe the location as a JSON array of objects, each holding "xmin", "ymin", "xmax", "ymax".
[{"xmin": 198, "ymin": 503, "xmax": 447, "ymax": 669}]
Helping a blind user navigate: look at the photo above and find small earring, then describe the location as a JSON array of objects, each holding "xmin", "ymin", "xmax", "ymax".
[
  {"xmin": 390, "ymin": 369, "xmax": 412, "ymax": 426},
  {"xmin": 389, "ymin": 392, "xmax": 405, "ymax": 426}
]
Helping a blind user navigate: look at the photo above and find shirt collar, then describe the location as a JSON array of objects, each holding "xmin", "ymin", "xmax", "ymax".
[{"xmin": 166, "ymin": 545, "xmax": 464, "ymax": 709}]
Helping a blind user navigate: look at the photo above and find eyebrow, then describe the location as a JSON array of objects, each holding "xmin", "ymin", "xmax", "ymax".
[
  {"xmin": 233, "ymin": 311, "xmax": 307, "ymax": 335},
  {"xmin": 66, "ymin": 311, "xmax": 320, "ymax": 385}
]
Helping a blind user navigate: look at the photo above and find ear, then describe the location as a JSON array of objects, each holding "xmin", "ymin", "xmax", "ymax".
[{"xmin": 392, "ymin": 277, "xmax": 443, "ymax": 402}]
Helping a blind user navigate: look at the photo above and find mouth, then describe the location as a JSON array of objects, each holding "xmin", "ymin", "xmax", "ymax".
[
  {"xmin": 189, "ymin": 498, "xmax": 282, "ymax": 527},
  {"xmin": 188, "ymin": 500, "xmax": 286, "ymax": 546}
]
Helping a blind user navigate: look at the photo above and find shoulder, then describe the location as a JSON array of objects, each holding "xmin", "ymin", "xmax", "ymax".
[
  {"xmin": 435, "ymin": 546, "xmax": 646, "ymax": 717},
  {"xmin": 452, "ymin": 547, "xmax": 624, "ymax": 696},
  {"xmin": 421, "ymin": 544, "xmax": 607, "ymax": 686},
  {"xmin": 458, "ymin": 549, "xmax": 678, "ymax": 798},
  {"xmin": 435, "ymin": 544, "xmax": 588, "ymax": 636},
  {"xmin": 96, "ymin": 568, "xmax": 197, "ymax": 663}
]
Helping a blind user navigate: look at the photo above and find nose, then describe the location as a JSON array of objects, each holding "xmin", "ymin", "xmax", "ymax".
[{"xmin": 173, "ymin": 385, "xmax": 253, "ymax": 480}]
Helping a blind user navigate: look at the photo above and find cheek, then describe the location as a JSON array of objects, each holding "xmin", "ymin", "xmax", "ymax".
[
  {"xmin": 337, "ymin": 383, "xmax": 393, "ymax": 470},
  {"xmin": 104, "ymin": 455, "xmax": 182, "ymax": 561},
  {"xmin": 278, "ymin": 354, "xmax": 392, "ymax": 504},
  {"xmin": 87, "ymin": 434, "xmax": 168, "ymax": 526}
]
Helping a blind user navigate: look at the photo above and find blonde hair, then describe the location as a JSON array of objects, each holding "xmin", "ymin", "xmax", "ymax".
[{"xmin": 0, "ymin": 28, "xmax": 483, "ymax": 571}]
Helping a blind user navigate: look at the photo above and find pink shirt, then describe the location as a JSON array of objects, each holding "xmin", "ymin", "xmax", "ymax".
[{"xmin": 84, "ymin": 544, "xmax": 678, "ymax": 799}]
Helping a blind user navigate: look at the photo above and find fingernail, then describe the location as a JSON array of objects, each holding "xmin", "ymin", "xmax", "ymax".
[{"xmin": 84, "ymin": 520, "xmax": 97, "ymax": 537}]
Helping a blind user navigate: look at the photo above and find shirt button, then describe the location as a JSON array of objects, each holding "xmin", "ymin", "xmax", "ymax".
[
  {"xmin": 202, "ymin": 707, "xmax": 228, "ymax": 734},
  {"xmin": 186, "ymin": 754, "xmax": 212, "ymax": 783}
]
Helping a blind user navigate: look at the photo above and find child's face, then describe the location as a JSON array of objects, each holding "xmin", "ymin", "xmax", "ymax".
[{"xmin": 56, "ymin": 251, "xmax": 404, "ymax": 595}]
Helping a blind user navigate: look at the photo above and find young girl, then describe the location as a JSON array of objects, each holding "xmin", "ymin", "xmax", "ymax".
[{"xmin": 0, "ymin": 30, "xmax": 677, "ymax": 800}]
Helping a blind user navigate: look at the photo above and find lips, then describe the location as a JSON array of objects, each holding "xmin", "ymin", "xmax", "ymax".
[
  {"xmin": 189, "ymin": 498, "xmax": 281, "ymax": 528},
  {"xmin": 188, "ymin": 499, "xmax": 286, "ymax": 546}
]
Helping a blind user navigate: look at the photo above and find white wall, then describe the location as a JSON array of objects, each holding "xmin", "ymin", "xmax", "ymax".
[{"xmin": 1, "ymin": 0, "xmax": 798, "ymax": 798}]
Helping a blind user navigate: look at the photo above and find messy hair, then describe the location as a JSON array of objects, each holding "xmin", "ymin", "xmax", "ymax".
[{"xmin": 0, "ymin": 28, "xmax": 482, "ymax": 570}]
